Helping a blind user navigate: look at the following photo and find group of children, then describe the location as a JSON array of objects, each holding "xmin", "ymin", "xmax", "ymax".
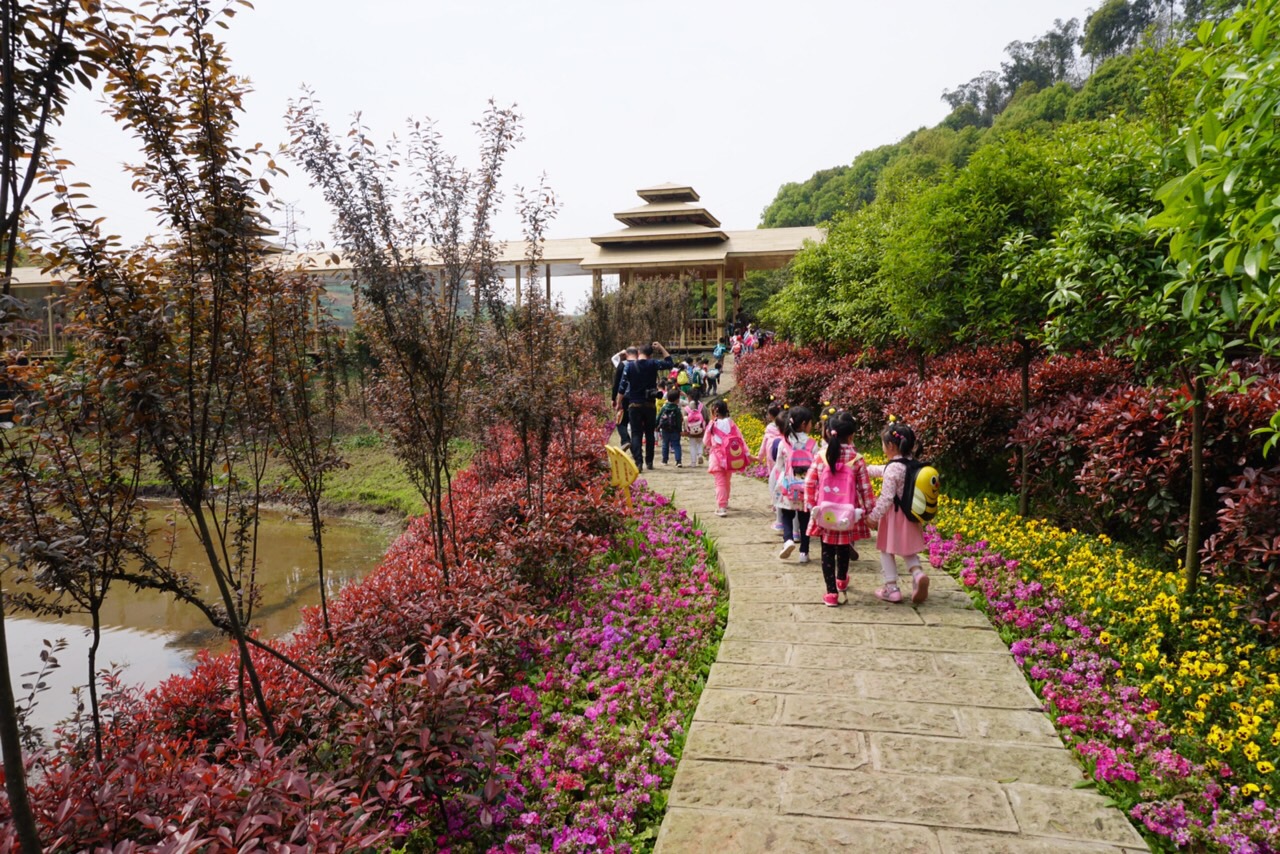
[{"xmin": 701, "ymin": 400, "xmax": 930, "ymax": 608}]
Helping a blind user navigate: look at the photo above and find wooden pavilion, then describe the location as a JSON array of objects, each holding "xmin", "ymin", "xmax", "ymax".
[{"xmin": 1, "ymin": 183, "xmax": 821, "ymax": 356}]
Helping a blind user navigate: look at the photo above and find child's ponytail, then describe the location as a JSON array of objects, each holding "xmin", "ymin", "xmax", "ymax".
[
  {"xmin": 881, "ymin": 419, "xmax": 917, "ymax": 457},
  {"xmin": 824, "ymin": 410, "xmax": 856, "ymax": 471}
]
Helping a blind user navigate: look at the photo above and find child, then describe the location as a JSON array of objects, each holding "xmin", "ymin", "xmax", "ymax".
[
  {"xmin": 683, "ymin": 389, "xmax": 707, "ymax": 466},
  {"xmin": 707, "ymin": 360, "xmax": 721, "ymax": 395},
  {"xmin": 657, "ymin": 389, "xmax": 684, "ymax": 467},
  {"xmin": 759, "ymin": 401, "xmax": 785, "ymax": 532},
  {"xmin": 774, "ymin": 407, "xmax": 817, "ymax": 565},
  {"xmin": 706, "ymin": 399, "xmax": 745, "ymax": 517},
  {"xmin": 866, "ymin": 421, "xmax": 930, "ymax": 604},
  {"xmin": 804, "ymin": 411, "xmax": 875, "ymax": 607}
]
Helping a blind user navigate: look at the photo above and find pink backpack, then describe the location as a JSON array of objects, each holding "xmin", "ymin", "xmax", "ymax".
[
  {"xmin": 709, "ymin": 422, "xmax": 749, "ymax": 472},
  {"xmin": 814, "ymin": 456, "xmax": 862, "ymax": 531},
  {"xmin": 683, "ymin": 403, "xmax": 705, "ymax": 436}
]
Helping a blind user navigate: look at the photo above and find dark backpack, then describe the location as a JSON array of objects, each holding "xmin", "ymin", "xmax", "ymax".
[
  {"xmin": 658, "ymin": 403, "xmax": 681, "ymax": 433},
  {"xmin": 888, "ymin": 458, "xmax": 941, "ymax": 524}
]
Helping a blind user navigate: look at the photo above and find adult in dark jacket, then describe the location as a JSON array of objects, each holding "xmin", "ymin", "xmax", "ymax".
[{"xmin": 616, "ymin": 341, "xmax": 673, "ymax": 470}]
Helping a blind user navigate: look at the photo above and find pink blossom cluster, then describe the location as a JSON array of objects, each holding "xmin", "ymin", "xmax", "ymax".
[
  {"xmin": 488, "ymin": 489, "xmax": 724, "ymax": 852},
  {"xmin": 928, "ymin": 531, "xmax": 1280, "ymax": 853}
]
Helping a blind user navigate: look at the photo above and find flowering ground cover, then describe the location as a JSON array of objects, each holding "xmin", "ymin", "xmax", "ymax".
[
  {"xmin": 3, "ymin": 425, "xmax": 726, "ymax": 852},
  {"xmin": 929, "ymin": 497, "xmax": 1280, "ymax": 852},
  {"xmin": 486, "ymin": 487, "xmax": 726, "ymax": 853}
]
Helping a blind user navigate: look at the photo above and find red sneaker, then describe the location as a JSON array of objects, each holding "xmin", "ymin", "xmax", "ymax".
[{"xmin": 822, "ymin": 592, "xmax": 840, "ymax": 608}]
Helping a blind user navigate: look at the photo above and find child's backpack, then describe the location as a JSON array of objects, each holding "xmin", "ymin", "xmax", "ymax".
[
  {"xmin": 778, "ymin": 437, "xmax": 817, "ymax": 504},
  {"xmin": 710, "ymin": 422, "xmax": 749, "ymax": 472},
  {"xmin": 888, "ymin": 458, "xmax": 941, "ymax": 524},
  {"xmin": 658, "ymin": 403, "xmax": 681, "ymax": 433},
  {"xmin": 683, "ymin": 403, "xmax": 705, "ymax": 436},
  {"xmin": 689, "ymin": 366, "xmax": 703, "ymax": 388},
  {"xmin": 813, "ymin": 456, "xmax": 863, "ymax": 532},
  {"xmin": 713, "ymin": 343, "xmax": 726, "ymax": 359},
  {"xmin": 676, "ymin": 369, "xmax": 689, "ymax": 386}
]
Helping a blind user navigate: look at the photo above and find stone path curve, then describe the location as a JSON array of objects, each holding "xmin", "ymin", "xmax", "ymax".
[{"xmin": 634, "ymin": 358, "xmax": 1149, "ymax": 853}]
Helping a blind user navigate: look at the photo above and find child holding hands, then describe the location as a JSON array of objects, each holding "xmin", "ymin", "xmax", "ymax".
[
  {"xmin": 866, "ymin": 420, "xmax": 930, "ymax": 605},
  {"xmin": 804, "ymin": 411, "xmax": 875, "ymax": 607}
]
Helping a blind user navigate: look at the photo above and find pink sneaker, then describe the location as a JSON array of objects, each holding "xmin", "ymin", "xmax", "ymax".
[
  {"xmin": 835, "ymin": 577, "xmax": 849, "ymax": 603},
  {"xmin": 875, "ymin": 584, "xmax": 903, "ymax": 604},
  {"xmin": 911, "ymin": 572, "xmax": 930, "ymax": 605},
  {"xmin": 822, "ymin": 592, "xmax": 840, "ymax": 608}
]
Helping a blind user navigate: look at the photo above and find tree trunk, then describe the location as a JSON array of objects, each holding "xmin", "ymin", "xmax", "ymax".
[
  {"xmin": 89, "ymin": 607, "xmax": 103, "ymax": 761},
  {"xmin": 0, "ymin": 592, "xmax": 44, "ymax": 853},
  {"xmin": 311, "ymin": 503, "xmax": 331, "ymax": 640},
  {"xmin": 1184, "ymin": 377, "xmax": 1206, "ymax": 593},
  {"xmin": 190, "ymin": 505, "xmax": 277, "ymax": 739},
  {"xmin": 1018, "ymin": 342, "xmax": 1032, "ymax": 517}
]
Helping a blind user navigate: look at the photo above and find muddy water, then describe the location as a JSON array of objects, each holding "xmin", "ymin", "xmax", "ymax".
[{"xmin": 6, "ymin": 505, "xmax": 392, "ymax": 740}]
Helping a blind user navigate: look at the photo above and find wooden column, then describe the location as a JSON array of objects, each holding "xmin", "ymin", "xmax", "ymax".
[
  {"xmin": 592, "ymin": 269, "xmax": 603, "ymax": 301},
  {"xmin": 545, "ymin": 264, "xmax": 552, "ymax": 303},
  {"xmin": 514, "ymin": 264, "xmax": 522, "ymax": 309},
  {"xmin": 715, "ymin": 266, "xmax": 725, "ymax": 335}
]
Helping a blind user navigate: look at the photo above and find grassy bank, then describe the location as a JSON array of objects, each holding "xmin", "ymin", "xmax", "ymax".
[{"xmin": 139, "ymin": 432, "xmax": 477, "ymax": 521}]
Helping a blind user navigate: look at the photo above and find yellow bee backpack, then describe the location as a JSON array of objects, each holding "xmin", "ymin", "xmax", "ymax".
[{"xmin": 890, "ymin": 458, "xmax": 941, "ymax": 524}]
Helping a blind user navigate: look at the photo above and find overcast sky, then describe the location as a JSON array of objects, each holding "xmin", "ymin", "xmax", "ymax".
[{"xmin": 51, "ymin": 0, "xmax": 1097, "ymax": 308}]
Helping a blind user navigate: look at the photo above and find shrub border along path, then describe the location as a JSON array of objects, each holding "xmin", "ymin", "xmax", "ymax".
[{"xmin": 643, "ymin": 362, "xmax": 1147, "ymax": 853}]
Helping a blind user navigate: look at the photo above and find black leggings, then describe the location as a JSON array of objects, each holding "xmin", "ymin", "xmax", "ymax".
[{"xmin": 820, "ymin": 542, "xmax": 852, "ymax": 594}]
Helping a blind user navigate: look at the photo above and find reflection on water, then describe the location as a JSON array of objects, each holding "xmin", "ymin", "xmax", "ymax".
[{"xmin": 5, "ymin": 505, "xmax": 392, "ymax": 741}]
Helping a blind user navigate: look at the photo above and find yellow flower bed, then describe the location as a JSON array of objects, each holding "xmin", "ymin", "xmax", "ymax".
[
  {"xmin": 934, "ymin": 496, "xmax": 1280, "ymax": 793},
  {"xmin": 732, "ymin": 408, "xmax": 766, "ymax": 457}
]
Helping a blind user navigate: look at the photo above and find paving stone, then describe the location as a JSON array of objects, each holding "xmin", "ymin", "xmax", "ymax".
[
  {"xmin": 783, "ymin": 694, "xmax": 961, "ymax": 736},
  {"xmin": 859, "ymin": 671, "xmax": 1038, "ymax": 709},
  {"xmin": 787, "ymin": 644, "xmax": 937, "ymax": 674},
  {"xmin": 871, "ymin": 624, "xmax": 1009, "ymax": 653},
  {"xmin": 733, "ymin": 585, "xmax": 836, "ymax": 603},
  {"xmin": 784, "ymin": 767, "xmax": 1018, "ymax": 832},
  {"xmin": 716, "ymin": 639, "xmax": 791, "ymax": 666},
  {"xmin": 729, "ymin": 602, "xmax": 799, "ymax": 622},
  {"xmin": 656, "ymin": 809, "xmax": 941, "ymax": 854},
  {"xmin": 794, "ymin": 603, "xmax": 926, "ymax": 625},
  {"xmin": 667, "ymin": 759, "xmax": 784, "ymax": 812},
  {"xmin": 1006, "ymin": 784, "xmax": 1150, "ymax": 848},
  {"xmin": 937, "ymin": 831, "xmax": 1131, "ymax": 853},
  {"xmin": 955, "ymin": 707, "xmax": 1063, "ymax": 747},
  {"xmin": 696, "ymin": 688, "xmax": 783, "ymax": 725},
  {"xmin": 724, "ymin": 571, "xmax": 820, "ymax": 589},
  {"xmin": 725, "ymin": 619, "xmax": 872, "ymax": 646},
  {"xmin": 871, "ymin": 733, "xmax": 1086, "ymax": 787},
  {"xmin": 932, "ymin": 651, "xmax": 1025, "ymax": 679},
  {"xmin": 684, "ymin": 721, "xmax": 868, "ymax": 769},
  {"xmin": 922, "ymin": 608, "xmax": 995, "ymax": 628},
  {"xmin": 710, "ymin": 662, "xmax": 863, "ymax": 695}
]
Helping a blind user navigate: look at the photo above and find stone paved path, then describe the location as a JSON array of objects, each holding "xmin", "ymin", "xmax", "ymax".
[{"xmin": 635, "ymin": 360, "xmax": 1149, "ymax": 853}]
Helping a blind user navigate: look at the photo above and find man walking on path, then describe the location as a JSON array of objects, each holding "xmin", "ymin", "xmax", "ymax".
[{"xmin": 617, "ymin": 340, "xmax": 673, "ymax": 471}]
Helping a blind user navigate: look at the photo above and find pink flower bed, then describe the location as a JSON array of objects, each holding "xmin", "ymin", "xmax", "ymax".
[
  {"xmin": 489, "ymin": 487, "xmax": 725, "ymax": 853},
  {"xmin": 929, "ymin": 530, "xmax": 1280, "ymax": 852}
]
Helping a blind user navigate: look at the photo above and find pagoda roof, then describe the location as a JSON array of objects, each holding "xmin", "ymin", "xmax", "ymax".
[
  {"xmin": 611, "ymin": 201, "xmax": 721, "ymax": 228},
  {"xmin": 636, "ymin": 182, "xmax": 699, "ymax": 203}
]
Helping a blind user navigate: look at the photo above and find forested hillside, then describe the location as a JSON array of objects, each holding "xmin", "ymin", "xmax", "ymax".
[{"xmin": 758, "ymin": 0, "xmax": 1231, "ymax": 228}]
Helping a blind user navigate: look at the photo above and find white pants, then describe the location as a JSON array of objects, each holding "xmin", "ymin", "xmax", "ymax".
[{"xmin": 687, "ymin": 436, "xmax": 704, "ymax": 461}]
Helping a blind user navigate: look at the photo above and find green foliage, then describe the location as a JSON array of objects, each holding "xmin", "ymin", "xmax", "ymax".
[
  {"xmin": 1067, "ymin": 51, "xmax": 1146, "ymax": 120},
  {"xmin": 992, "ymin": 82, "xmax": 1075, "ymax": 132},
  {"xmin": 1151, "ymin": 0, "xmax": 1280, "ymax": 336},
  {"xmin": 759, "ymin": 165, "xmax": 854, "ymax": 227}
]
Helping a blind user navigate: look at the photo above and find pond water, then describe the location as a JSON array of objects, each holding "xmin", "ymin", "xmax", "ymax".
[{"xmin": 5, "ymin": 504, "xmax": 393, "ymax": 742}]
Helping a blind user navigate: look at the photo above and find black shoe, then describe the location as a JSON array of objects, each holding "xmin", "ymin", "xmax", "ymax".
[{"xmin": 647, "ymin": 464, "xmax": 654, "ymax": 470}]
